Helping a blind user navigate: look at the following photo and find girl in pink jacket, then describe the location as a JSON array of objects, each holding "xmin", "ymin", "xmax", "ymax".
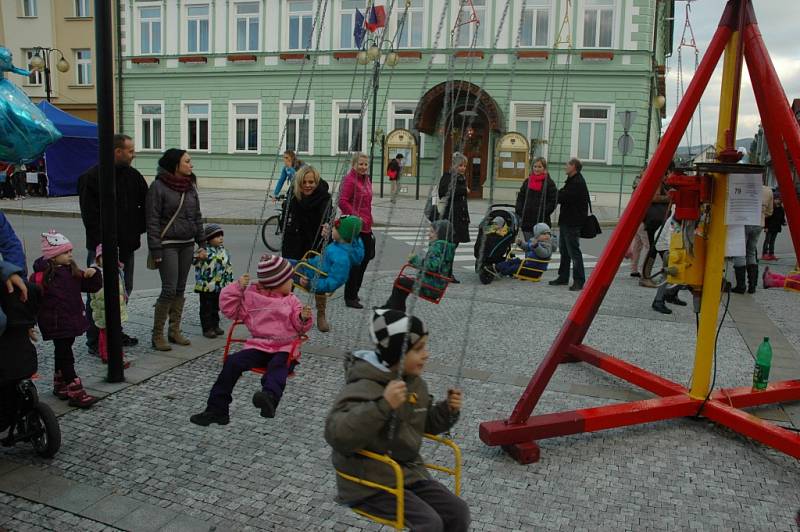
[
  {"xmin": 190, "ymin": 255, "xmax": 312, "ymax": 426},
  {"xmin": 338, "ymin": 152, "xmax": 375, "ymax": 309}
]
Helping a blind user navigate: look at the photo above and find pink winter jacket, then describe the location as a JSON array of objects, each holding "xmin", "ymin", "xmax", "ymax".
[
  {"xmin": 219, "ymin": 283, "xmax": 312, "ymax": 359},
  {"xmin": 338, "ymin": 168, "xmax": 373, "ymax": 233}
]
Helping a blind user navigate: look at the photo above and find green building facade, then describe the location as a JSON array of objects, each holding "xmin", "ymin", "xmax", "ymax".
[{"xmin": 119, "ymin": 0, "xmax": 673, "ymax": 206}]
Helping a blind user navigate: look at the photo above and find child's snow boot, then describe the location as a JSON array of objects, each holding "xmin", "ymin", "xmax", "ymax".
[
  {"xmin": 52, "ymin": 371, "xmax": 68, "ymax": 400},
  {"xmin": 252, "ymin": 391, "xmax": 277, "ymax": 419},
  {"xmin": 66, "ymin": 378, "xmax": 98, "ymax": 408},
  {"xmin": 189, "ymin": 409, "xmax": 230, "ymax": 426}
]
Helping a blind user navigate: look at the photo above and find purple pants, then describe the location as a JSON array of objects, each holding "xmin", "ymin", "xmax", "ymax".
[{"xmin": 206, "ymin": 348, "xmax": 292, "ymax": 416}]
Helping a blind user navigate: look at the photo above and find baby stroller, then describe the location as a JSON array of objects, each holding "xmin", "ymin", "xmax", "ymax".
[{"xmin": 474, "ymin": 204, "xmax": 519, "ymax": 285}]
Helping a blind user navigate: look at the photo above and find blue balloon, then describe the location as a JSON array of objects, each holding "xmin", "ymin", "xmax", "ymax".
[{"xmin": 0, "ymin": 47, "xmax": 62, "ymax": 164}]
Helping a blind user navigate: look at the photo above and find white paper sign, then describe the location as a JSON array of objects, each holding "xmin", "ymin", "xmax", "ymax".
[
  {"xmin": 499, "ymin": 151, "xmax": 512, "ymax": 158},
  {"xmin": 502, "ymin": 161, "xmax": 515, "ymax": 169},
  {"xmin": 726, "ymin": 173, "xmax": 761, "ymax": 226},
  {"xmin": 725, "ymin": 224, "xmax": 746, "ymax": 257},
  {"xmin": 26, "ymin": 172, "xmax": 39, "ymax": 184},
  {"xmin": 516, "ymin": 162, "xmax": 526, "ymax": 169}
]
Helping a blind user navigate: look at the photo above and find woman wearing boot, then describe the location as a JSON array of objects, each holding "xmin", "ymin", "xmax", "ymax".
[
  {"xmin": 438, "ymin": 152, "xmax": 471, "ymax": 283},
  {"xmin": 145, "ymin": 149, "xmax": 204, "ymax": 351},
  {"xmin": 639, "ymin": 170, "xmax": 671, "ymax": 288},
  {"xmin": 281, "ymin": 165, "xmax": 332, "ymax": 332}
]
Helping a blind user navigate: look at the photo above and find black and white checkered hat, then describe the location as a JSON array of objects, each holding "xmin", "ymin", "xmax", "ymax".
[{"xmin": 370, "ymin": 309, "xmax": 428, "ymax": 367}]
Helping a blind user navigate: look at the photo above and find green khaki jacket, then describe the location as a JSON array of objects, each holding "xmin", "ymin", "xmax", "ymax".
[{"xmin": 324, "ymin": 351, "xmax": 457, "ymax": 505}]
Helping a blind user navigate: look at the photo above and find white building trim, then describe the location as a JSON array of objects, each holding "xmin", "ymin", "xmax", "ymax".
[
  {"xmin": 570, "ymin": 102, "xmax": 616, "ymax": 165},
  {"xmin": 228, "ymin": 99, "xmax": 262, "ymax": 154},
  {"xmin": 180, "ymin": 100, "xmax": 212, "ymax": 153}
]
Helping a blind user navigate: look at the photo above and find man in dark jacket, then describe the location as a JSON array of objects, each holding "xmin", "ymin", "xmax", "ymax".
[
  {"xmin": 78, "ymin": 134, "xmax": 148, "ymax": 349},
  {"xmin": 550, "ymin": 158, "xmax": 589, "ymax": 291}
]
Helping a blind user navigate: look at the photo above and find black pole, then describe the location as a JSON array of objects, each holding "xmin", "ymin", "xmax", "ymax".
[
  {"xmin": 380, "ymin": 133, "xmax": 386, "ymax": 198},
  {"xmin": 96, "ymin": 0, "xmax": 124, "ymax": 382},
  {"xmin": 415, "ymin": 133, "xmax": 421, "ymax": 200},
  {"xmin": 369, "ymin": 59, "xmax": 380, "ymax": 195},
  {"xmin": 115, "ymin": 0, "xmax": 124, "ymax": 130},
  {"xmin": 43, "ymin": 52, "xmax": 52, "ymax": 103}
]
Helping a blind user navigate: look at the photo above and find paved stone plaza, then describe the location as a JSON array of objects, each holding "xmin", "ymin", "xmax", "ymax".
[{"xmin": 1, "ymin": 259, "xmax": 799, "ymax": 531}]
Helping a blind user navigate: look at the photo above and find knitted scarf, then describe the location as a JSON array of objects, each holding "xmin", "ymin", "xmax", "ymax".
[
  {"xmin": 528, "ymin": 172, "xmax": 547, "ymax": 192},
  {"xmin": 156, "ymin": 167, "xmax": 194, "ymax": 192}
]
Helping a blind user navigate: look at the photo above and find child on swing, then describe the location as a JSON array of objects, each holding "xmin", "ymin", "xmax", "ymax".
[
  {"xmin": 190, "ymin": 255, "xmax": 312, "ymax": 426},
  {"xmin": 325, "ymin": 309, "xmax": 470, "ymax": 531},
  {"xmin": 382, "ymin": 220, "xmax": 456, "ymax": 312},
  {"xmin": 493, "ymin": 222, "xmax": 555, "ymax": 280}
]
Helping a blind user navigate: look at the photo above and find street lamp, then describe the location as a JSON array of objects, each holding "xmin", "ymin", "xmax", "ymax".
[{"xmin": 29, "ymin": 47, "xmax": 70, "ymax": 102}]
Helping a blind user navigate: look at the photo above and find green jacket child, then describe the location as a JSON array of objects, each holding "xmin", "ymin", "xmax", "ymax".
[{"xmin": 324, "ymin": 310, "xmax": 470, "ymax": 531}]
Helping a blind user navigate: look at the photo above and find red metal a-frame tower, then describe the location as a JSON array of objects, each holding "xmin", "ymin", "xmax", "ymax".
[{"xmin": 480, "ymin": 0, "xmax": 800, "ymax": 464}]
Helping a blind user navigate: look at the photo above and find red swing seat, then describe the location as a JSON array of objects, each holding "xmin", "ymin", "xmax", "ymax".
[
  {"xmin": 393, "ymin": 263, "xmax": 454, "ymax": 305},
  {"xmin": 221, "ymin": 320, "xmax": 308, "ymax": 376}
]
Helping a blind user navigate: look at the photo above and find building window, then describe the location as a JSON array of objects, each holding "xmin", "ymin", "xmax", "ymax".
[
  {"xmin": 229, "ymin": 101, "xmax": 260, "ymax": 153},
  {"xmin": 75, "ymin": 49, "xmax": 92, "ymax": 85},
  {"xmin": 135, "ymin": 102, "xmax": 164, "ymax": 152},
  {"xmin": 288, "ymin": 0, "xmax": 314, "ymax": 51},
  {"xmin": 20, "ymin": 0, "xmax": 37, "ymax": 17},
  {"xmin": 233, "ymin": 2, "xmax": 260, "ymax": 52},
  {"xmin": 280, "ymin": 101, "xmax": 314, "ymax": 154},
  {"xmin": 455, "ymin": 0, "xmax": 484, "ymax": 48},
  {"xmin": 138, "ymin": 5, "xmax": 162, "ymax": 55},
  {"xmin": 182, "ymin": 102, "xmax": 210, "ymax": 151},
  {"xmin": 512, "ymin": 102, "xmax": 549, "ymax": 158},
  {"xmin": 74, "ymin": 0, "xmax": 90, "ymax": 17},
  {"xmin": 339, "ymin": 0, "xmax": 364, "ymax": 50},
  {"xmin": 520, "ymin": 0, "xmax": 551, "ymax": 47},
  {"xmin": 333, "ymin": 102, "xmax": 366, "ymax": 154},
  {"xmin": 186, "ymin": 4, "xmax": 210, "ymax": 53},
  {"xmin": 582, "ymin": 0, "xmax": 614, "ymax": 48},
  {"xmin": 573, "ymin": 105, "xmax": 613, "ymax": 163},
  {"xmin": 23, "ymin": 50, "xmax": 43, "ymax": 86},
  {"xmin": 396, "ymin": 0, "xmax": 424, "ymax": 48}
]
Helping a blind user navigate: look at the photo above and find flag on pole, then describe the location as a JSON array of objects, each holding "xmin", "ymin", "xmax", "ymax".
[
  {"xmin": 366, "ymin": 5, "xmax": 386, "ymax": 32},
  {"xmin": 354, "ymin": 8, "xmax": 366, "ymax": 48}
]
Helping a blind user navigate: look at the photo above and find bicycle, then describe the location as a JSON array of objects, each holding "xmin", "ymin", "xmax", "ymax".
[
  {"xmin": 1, "ymin": 379, "xmax": 61, "ymax": 458},
  {"xmin": 261, "ymin": 194, "xmax": 287, "ymax": 252}
]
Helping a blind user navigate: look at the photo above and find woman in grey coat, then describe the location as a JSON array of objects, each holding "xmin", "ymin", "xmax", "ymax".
[{"xmin": 145, "ymin": 149, "xmax": 204, "ymax": 351}]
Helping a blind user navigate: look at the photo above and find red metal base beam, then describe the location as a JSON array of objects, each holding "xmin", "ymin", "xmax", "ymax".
[
  {"xmin": 502, "ymin": 442, "xmax": 541, "ymax": 465},
  {"xmin": 703, "ymin": 401, "xmax": 800, "ymax": 459},
  {"xmin": 711, "ymin": 380, "xmax": 800, "ymax": 408}
]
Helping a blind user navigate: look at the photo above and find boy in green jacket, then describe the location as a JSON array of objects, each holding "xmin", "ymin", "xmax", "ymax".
[
  {"xmin": 382, "ymin": 220, "xmax": 456, "ymax": 312},
  {"xmin": 324, "ymin": 309, "xmax": 470, "ymax": 531}
]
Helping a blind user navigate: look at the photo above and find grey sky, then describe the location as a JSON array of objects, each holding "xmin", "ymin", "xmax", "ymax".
[{"xmin": 664, "ymin": 0, "xmax": 800, "ymax": 146}]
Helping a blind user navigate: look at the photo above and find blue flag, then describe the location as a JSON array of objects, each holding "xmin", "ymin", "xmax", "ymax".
[{"xmin": 354, "ymin": 8, "xmax": 366, "ymax": 48}]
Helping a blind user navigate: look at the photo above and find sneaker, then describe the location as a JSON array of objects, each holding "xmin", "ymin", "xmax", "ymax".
[
  {"xmin": 189, "ymin": 410, "xmax": 230, "ymax": 426},
  {"xmin": 252, "ymin": 391, "xmax": 277, "ymax": 419},
  {"xmin": 630, "ymin": 272, "xmax": 641, "ymax": 278},
  {"xmin": 652, "ymin": 301, "xmax": 672, "ymax": 314},
  {"xmin": 568, "ymin": 283, "xmax": 584, "ymax": 292},
  {"xmin": 450, "ymin": 277, "xmax": 461, "ymax": 284},
  {"xmin": 66, "ymin": 378, "xmax": 98, "ymax": 408},
  {"xmin": 761, "ymin": 254, "xmax": 770, "ymax": 261},
  {"xmin": 769, "ymin": 254, "xmax": 778, "ymax": 261},
  {"xmin": 549, "ymin": 278, "xmax": 569, "ymax": 286},
  {"xmin": 203, "ymin": 330, "xmax": 217, "ymax": 339},
  {"xmin": 213, "ymin": 327, "xmax": 225, "ymax": 336},
  {"xmin": 121, "ymin": 333, "xmax": 139, "ymax": 347},
  {"xmin": 665, "ymin": 294, "xmax": 687, "ymax": 306},
  {"xmin": 344, "ymin": 299, "xmax": 364, "ymax": 309}
]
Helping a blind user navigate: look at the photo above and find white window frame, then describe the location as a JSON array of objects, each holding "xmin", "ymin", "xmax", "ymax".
[
  {"xmin": 571, "ymin": 103, "xmax": 615, "ymax": 165},
  {"xmin": 184, "ymin": 3, "xmax": 211, "ymax": 54},
  {"xmin": 454, "ymin": 0, "xmax": 486, "ymax": 48},
  {"xmin": 134, "ymin": 100, "xmax": 165, "ymax": 153},
  {"xmin": 74, "ymin": 49, "xmax": 92, "ymax": 86},
  {"xmin": 337, "ymin": 1, "xmax": 364, "ymax": 50},
  {"xmin": 74, "ymin": 0, "xmax": 90, "ymax": 18},
  {"xmin": 229, "ymin": 1, "xmax": 261, "ymax": 52},
  {"xmin": 136, "ymin": 3, "xmax": 163, "ymax": 55},
  {"xmin": 279, "ymin": 100, "xmax": 315, "ymax": 155},
  {"xmin": 395, "ymin": 0, "xmax": 425, "ymax": 49},
  {"xmin": 331, "ymin": 100, "xmax": 368, "ymax": 156},
  {"xmin": 387, "ymin": 100, "xmax": 424, "ymax": 157},
  {"xmin": 286, "ymin": 0, "xmax": 315, "ymax": 51},
  {"xmin": 510, "ymin": 101, "xmax": 551, "ymax": 158},
  {"xmin": 228, "ymin": 100, "xmax": 262, "ymax": 154},
  {"xmin": 20, "ymin": 0, "xmax": 37, "ymax": 17},
  {"xmin": 579, "ymin": 0, "xmax": 616, "ymax": 49},
  {"xmin": 517, "ymin": 0, "xmax": 553, "ymax": 48},
  {"xmin": 22, "ymin": 49, "xmax": 43, "ymax": 86},
  {"xmin": 181, "ymin": 101, "xmax": 212, "ymax": 153}
]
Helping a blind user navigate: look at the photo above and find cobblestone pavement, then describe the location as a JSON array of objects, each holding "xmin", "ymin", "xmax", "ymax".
[{"xmin": 2, "ymin": 261, "xmax": 799, "ymax": 531}]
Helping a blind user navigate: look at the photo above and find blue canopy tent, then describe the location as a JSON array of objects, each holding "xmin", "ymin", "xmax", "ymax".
[{"xmin": 36, "ymin": 101, "xmax": 98, "ymax": 196}]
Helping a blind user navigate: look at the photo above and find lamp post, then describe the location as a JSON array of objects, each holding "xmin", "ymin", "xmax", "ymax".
[
  {"xmin": 28, "ymin": 47, "xmax": 70, "ymax": 103},
  {"xmin": 359, "ymin": 39, "xmax": 399, "ymax": 194}
]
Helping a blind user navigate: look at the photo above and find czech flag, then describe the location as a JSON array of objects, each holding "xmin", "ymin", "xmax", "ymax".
[
  {"xmin": 366, "ymin": 5, "xmax": 386, "ymax": 32},
  {"xmin": 354, "ymin": 8, "xmax": 366, "ymax": 48}
]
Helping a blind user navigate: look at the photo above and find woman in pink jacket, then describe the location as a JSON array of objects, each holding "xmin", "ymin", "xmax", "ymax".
[
  {"xmin": 190, "ymin": 255, "xmax": 312, "ymax": 426},
  {"xmin": 338, "ymin": 152, "xmax": 375, "ymax": 309}
]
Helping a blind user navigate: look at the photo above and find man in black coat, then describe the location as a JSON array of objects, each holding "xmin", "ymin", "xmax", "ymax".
[
  {"xmin": 78, "ymin": 134, "xmax": 148, "ymax": 350},
  {"xmin": 549, "ymin": 158, "xmax": 589, "ymax": 291}
]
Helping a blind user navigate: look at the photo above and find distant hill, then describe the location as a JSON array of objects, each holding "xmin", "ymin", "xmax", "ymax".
[{"xmin": 674, "ymin": 137, "xmax": 754, "ymax": 157}]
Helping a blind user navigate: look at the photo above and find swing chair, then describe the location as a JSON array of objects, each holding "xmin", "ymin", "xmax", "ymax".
[
  {"xmin": 291, "ymin": 249, "xmax": 328, "ymax": 293},
  {"xmin": 221, "ymin": 320, "xmax": 309, "ymax": 376},
  {"xmin": 392, "ymin": 263, "xmax": 454, "ymax": 304},
  {"xmin": 786, "ymin": 268, "xmax": 800, "ymax": 292}
]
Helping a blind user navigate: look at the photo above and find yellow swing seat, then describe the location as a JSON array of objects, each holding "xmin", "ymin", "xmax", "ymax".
[
  {"xmin": 292, "ymin": 250, "xmax": 329, "ymax": 293},
  {"xmin": 335, "ymin": 434, "xmax": 462, "ymax": 531},
  {"xmin": 512, "ymin": 256, "xmax": 551, "ymax": 283}
]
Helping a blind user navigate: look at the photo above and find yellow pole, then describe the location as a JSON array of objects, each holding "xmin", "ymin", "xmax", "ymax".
[{"xmin": 689, "ymin": 30, "xmax": 742, "ymax": 400}]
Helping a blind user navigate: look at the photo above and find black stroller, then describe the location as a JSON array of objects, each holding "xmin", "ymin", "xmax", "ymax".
[{"xmin": 474, "ymin": 204, "xmax": 520, "ymax": 285}]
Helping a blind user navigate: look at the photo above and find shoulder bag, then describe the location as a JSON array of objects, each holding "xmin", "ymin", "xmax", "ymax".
[
  {"xmin": 580, "ymin": 194, "xmax": 602, "ymax": 239},
  {"xmin": 146, "ymin": 192, "xmax": 186, "ymax": 270}
]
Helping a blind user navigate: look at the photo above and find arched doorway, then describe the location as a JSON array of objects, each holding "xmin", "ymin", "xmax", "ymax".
[{"xmin": 414, "ymin": 81, "xmax": 504, "ymax": 198}]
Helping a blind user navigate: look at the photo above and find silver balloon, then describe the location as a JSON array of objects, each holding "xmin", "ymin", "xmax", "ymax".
[{"xmin": 0, "ymin": 47, "xmax": 62, "ymax": 164}]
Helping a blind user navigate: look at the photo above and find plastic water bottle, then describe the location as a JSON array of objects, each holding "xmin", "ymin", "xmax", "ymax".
[{"xmin": 752, "ymin": 337, "xmax": 773, "ymax": 391}]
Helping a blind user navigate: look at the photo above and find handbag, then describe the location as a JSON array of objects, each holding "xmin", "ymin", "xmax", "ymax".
[
  {"xmin": 424, "ymin": 185, "xmax": 440, "ymax": 222},
  {"xmin": 146, "ymin": 192, "xmax": 186, "ymax": 269},
  {"xmin": 580, "ymin": 196, "xmax": 602, "ymax": 239}
]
